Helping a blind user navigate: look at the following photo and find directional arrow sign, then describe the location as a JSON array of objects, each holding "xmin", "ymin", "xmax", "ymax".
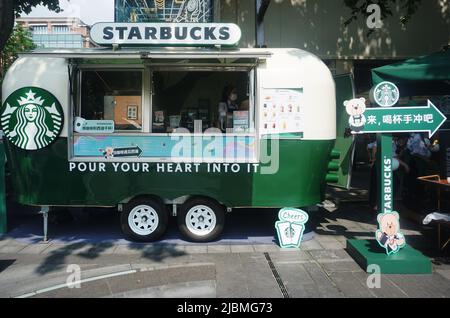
[
  {"xmin": 112, "ymin": 146, "xmax": 143, "ymax": 158},
  {"xmin": 362, "ymin": 100, "xmax": 447, "ymax": 137}
]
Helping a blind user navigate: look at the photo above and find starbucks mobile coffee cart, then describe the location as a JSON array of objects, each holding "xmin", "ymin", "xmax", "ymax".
[{"xmin": 1, "ymin": 24, "xmax": 338, "ymax": 242}]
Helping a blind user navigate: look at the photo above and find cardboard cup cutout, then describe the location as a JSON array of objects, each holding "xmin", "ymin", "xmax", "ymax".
[
  {"xmin": 275, "ymin": 208, "xmax": 309, "ymax": 249},
  {"xmin": 375, "ymin": 212, "xmax": 406, "ymax": 255}
]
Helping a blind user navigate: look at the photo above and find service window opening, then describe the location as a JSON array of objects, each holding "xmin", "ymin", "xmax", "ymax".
[
  {"xmin": 151, "ymin": 70, "xmax": 253, "ymax": 134},
  {"xmin": 78, "ymin": 70, "xmax": 143, "ymax": 132},
  {"xmin": 72, "ymin": 67, "xmax": 256, "ymax": 162}
]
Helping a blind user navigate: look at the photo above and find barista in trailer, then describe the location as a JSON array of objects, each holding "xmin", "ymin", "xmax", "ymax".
[{"xmin": 218, "ymin": 85, "xmax": 239, "ymax": 132}]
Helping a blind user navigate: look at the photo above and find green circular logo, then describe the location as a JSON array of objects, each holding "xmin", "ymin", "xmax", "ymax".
[
  {"xmin": 1, "ymin": 87, "xmax": 64, "ymax": 150},
  {"xmin": 373, "ymin": 81, "xmax": 400, "ymax": 107}
]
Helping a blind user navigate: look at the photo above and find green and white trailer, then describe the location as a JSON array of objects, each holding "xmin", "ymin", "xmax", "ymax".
[{"xmin": 1, "ymin": 46, "xmax": 349, "ymax": 242}]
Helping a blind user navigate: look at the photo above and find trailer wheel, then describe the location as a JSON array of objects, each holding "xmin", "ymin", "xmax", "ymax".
[
  {"xmin": 178, "ymin": 198, "xmax": 225, "ymax": 242},
  {"xmin": 121, "ymin": 198, "xmax": 168, "ymax": 242}
]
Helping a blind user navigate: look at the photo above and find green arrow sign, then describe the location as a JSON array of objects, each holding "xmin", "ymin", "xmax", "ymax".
[{"xmin": 362, "ymin": 100, "xmax": 447, "ymax": 137}]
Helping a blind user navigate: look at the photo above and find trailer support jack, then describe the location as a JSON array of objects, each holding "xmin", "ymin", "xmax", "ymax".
[{"xmin": 39, "ymin": 206, "xmax": 50, "ymax": 243}]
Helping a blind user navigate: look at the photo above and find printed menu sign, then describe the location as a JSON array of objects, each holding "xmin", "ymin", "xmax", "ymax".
[
  {"xmin": 74, "ymin": 117, "xmax": 114, "ymax": 134},
  {"xmin": 260, "ymin": 88, "xmax": 303, "ymax": 136}
]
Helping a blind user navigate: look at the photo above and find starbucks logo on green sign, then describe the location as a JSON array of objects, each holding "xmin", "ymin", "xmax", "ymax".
[
  {"xmin": 1, "ymin": 87, "xmax": 64, "ymax": 150},
  {"xmin": 373, "ymin": 81, "xmax": 400, "ymax": 108}
]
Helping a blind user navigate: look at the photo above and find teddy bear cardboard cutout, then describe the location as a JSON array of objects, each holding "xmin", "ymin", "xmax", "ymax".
[
  {"xmin": 344, "ymin": 97, "xmax": 367, "ymax": 134},
  {"xmin": 376, "ymin": 212, "xmax": 406, "ymax": 255}
]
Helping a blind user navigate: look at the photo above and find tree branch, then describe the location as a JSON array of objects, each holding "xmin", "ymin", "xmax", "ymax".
[{"xmin": 0, "ymin": 0, "xmax": 15, "ymax": 52}]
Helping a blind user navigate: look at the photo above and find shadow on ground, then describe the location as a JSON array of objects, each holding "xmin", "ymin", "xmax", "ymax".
[
  {"xmin": 34, "ymin": 241, "xmax": 187, "ymax": 275},
  {"xmin": 314, "ymin": 201, "xmax": 449, "ymax": 259},
  {"xmin": 3, "ymin": 176, "xmax": 449, "ymax": 276},
  {"xmin": 0, "ymin": 260, "xmax": 15, "ymax": 274}
]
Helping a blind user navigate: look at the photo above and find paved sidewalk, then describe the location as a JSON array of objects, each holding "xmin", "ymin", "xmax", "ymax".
[{"xmin": 0, "ymin": 202, "xmax": 449, "ymax": 298}]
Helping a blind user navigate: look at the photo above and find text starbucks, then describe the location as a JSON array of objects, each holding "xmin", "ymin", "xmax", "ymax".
[{"xmin": 90, "ymin": 23, "xmax": 242, "ymax": 46}]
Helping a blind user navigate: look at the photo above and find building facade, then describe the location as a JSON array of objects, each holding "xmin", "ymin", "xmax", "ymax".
[
  {"xmin": 110, "ymin": 0, "xmax": 449, "ymax": 93},
  {"xmin": 219, "ymin": 1, "xmax": 449, "ymax": 85},
  {"xmin": 16, "ymin": 17, "xmax": 95, "ymax": 49},
  {"xmin": 114, "ymin": 0, "xmax": 217, "ymax": 23},
  {"xmin": 217, "ymin": 0, "xmax": 449, "ymax": 164}
]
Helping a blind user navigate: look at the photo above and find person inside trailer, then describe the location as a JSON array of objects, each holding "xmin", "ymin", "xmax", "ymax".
[{"xmin": 218, "ymin": 84, "xmax": 240, "ymax": 132}]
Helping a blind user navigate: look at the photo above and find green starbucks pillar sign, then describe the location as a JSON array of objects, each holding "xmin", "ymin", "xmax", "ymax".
[
  {"xmin": 345, "ymin": 82, "xmax": 444, "ymax": 271},
  {"xmin": 379, "ymin": 133, "xmax": 393, "ymax": 214},
  {"xmin": 376, "ymin": 133, "xmax": 406, "ymax": 255}
]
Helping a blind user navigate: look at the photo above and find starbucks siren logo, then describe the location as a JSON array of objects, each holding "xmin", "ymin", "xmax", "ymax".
[
  {"xmin": 1, "ymin": 87, "xmax": 64, "ymax": 150},
  {"xmin": 373, "ymin": 81, "xmax": 400, "ymax": 107}
]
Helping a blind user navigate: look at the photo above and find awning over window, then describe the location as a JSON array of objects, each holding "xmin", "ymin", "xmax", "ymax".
[{"xmin": 20, "ymin": 47, "xmax": 271, "ymax": 62}]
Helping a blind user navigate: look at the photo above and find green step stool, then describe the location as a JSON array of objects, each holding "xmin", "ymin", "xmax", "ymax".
[{"xmin": 346, "ymin": 239, "xmax": 432, "ymax": 274}]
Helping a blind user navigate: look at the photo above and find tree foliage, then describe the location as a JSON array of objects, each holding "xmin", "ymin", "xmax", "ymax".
[
  {"xmin": 0, "ymin": 0, "xmax": 62, "ymax": 52},
  {"xmin": 13, "ymin": 0, "xmax": 62, "ymax": 18},
  {"xmin": 0, "ymin": 24, "xmax": 35, "ymax": 98}
]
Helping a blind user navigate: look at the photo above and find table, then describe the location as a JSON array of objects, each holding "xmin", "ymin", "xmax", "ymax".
[{"xmin": 418, "ymin": 175, "xmax": 450, "ymax": 250}]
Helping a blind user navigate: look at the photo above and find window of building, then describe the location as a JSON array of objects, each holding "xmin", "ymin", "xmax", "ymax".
[
  {"xmin": 53, "ymin": 25, "xmax": 70, "ymax": 34},
  {"xmin": 30, "ymin": 25, "xmax": 48, "ymax": 35},
  {"xmin": 78, "ymin": 70, "xmax": 143, "ymax": 132},
  {"xmin": 115, "ymin": 0, "xmax": 214, "ymax": 23}
]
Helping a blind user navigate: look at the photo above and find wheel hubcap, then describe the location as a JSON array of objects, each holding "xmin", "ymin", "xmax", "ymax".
[
  {"xmin": 185, "ymin": 205, "xmax": 217, "ymax": 237},
  {"xmin": 128, "ymin": 205, "xmax": 159, "ymax": 236}
]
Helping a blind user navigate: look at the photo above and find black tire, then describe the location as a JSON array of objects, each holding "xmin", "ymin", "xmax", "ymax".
[
  {"xmin": 121, "ymin": 197, "xmax": 168, "ymax": 242},
  {"xmin": 178, "ymin": 197, "xmax": 225, "ymax": 242}
]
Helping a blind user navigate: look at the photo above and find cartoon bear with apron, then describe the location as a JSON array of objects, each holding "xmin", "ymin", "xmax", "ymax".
[{"xmin": 344, "ymin": 98, "xmax": 367, "ymax": 134}]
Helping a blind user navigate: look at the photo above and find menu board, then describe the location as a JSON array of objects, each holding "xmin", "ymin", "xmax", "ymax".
[{"xmin": 260, "ymin": 88, "xmax": 304, "ymax": 136}]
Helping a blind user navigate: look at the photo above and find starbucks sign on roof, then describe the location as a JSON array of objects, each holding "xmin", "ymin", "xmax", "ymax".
[{"xmin": 90, "ymin": 23, "xmax": 242, "ymax": 46}]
